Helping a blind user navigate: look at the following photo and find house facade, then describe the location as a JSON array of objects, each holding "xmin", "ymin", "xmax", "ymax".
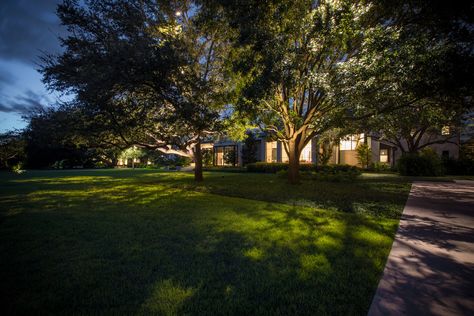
[{"xmin": 204, "ymin": 131, "xmax": 459, "ymax": 168}]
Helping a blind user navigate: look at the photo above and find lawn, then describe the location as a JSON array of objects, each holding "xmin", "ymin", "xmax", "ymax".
[{"xmin": 0, "ymin": 169, "xmax": 412, "ymax": 315}]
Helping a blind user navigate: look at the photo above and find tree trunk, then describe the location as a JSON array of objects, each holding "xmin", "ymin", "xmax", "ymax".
[
  {"xmin": 287, "ymin": 139, "xmax": 301, "ymax": 184},
  {"xmin": 194, "ymin": 138, "xmax": 203, "ymax": 182}
]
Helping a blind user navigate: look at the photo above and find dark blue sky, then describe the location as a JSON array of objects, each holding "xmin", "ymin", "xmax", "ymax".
[{"xmin": 0, "ymin": 0, "xmax": 66, "ymax": 132}]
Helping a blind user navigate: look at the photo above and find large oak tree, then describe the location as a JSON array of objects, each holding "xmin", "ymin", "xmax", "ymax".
[{"xmin": 42, "ymin": 0, "xmax": 231, "ymax": 181}]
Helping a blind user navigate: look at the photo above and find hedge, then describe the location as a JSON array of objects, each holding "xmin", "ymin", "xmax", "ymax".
[
  {"xmin": 246, "ymin": 162, "xmax": 361, "ymax": 175},
  {"xmin": 397, "ymin": 151, "xmax": 444, "ymax": 176}
]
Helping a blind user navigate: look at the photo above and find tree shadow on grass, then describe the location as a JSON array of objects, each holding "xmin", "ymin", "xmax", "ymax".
[{"xmin": 0, "ymin": 180, "xmax": 397, "ymax": 315}]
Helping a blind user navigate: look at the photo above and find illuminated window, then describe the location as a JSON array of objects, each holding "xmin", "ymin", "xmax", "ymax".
[
  {"xmin": 266, "ymin": 141, "xmax": 277, "ymax": 162},
  {"xmin": 300, "ymin": 142, "xmax": 312, "ymax": 162},
  {"xmin": 271, "ymin": 148, "xmax": 277, "ymax": 162},
  {"xmin": 441, "ymin": 126, "xmax": 450, "ymax": 135},
  {"xmin": 340, "ymin": 134, "xmax": 363, "ymax": 150},
  {"xmin": 380, "ymin": 149, "xmax": 388, "ymax": 163}
]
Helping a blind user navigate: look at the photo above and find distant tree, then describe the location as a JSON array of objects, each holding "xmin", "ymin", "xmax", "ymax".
[
  {"xmin": 0, "ymin": 131, "xmax": 25, "ymax": 170},
  {"xmin": 119, "ymin": 147, "xmax": 144, "ymax": 169},
  {"xmin": 370, "ymin": 102, "xmax": 463, "ymax": 154},
  {"xmin": 23, "ymin": 105, "xmax": 123, "ymax": 168},
  {"xmin": 241, "ymin": 131, "xmax": 259, "ymax": 165}
]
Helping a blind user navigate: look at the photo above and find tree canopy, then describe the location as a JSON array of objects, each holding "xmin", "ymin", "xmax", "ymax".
[{"xmin": 42, "ymin": 0, "xmax": 232, "ymax": 181}]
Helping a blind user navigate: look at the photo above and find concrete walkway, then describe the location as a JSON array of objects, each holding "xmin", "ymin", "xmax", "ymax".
[{"xmin": 368, "ymin": 181, "xmax": 474, "ymax": 316}]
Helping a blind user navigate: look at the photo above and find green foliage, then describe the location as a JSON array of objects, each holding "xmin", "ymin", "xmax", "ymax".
[
  {"xmin": 220, "ymin": 0, "xmax": 390, "ymax": 183},
  {"xmin": 317, "ymin": 142, "xmax": 333, "ymax": 166},
  {"xmin": 41, "ymin": 0, "xmax": 234, "ymax": 181},
  {"xmin": 203, "ymin": 166, "xmax": 245, "ymax": 173},
  {"xmin": 120, "ymin": 147, "xmax": 144, "ymax": 161},
  {"xmin": 241, "ymin": 132, "xmax": 259, "ymax": 165},
  {"xmin": 247, "ymin": 162, "xmax": 361, "ymax": 181},
  {"xmin": 175, "ymin": 156, "xmax": 192, "ymax": 167},
  {"xmin": 223, "ymin": 148, "xmax": 237, "ymax": 165},
  {"xmin": 202, "ymin": 149, "xmax": 214, "ymax": 167},
  {"xmin": 312, "ymin": 166, "xmax": 361, "ymax": 182},
  {"xmin": 246, "ymin": 162, "xmax": 288, "ymax": 173},
  {"xmin": 0, "ymin": 131, "xmax": 25, "ymax": 170},
  {"xmin": 11, "ymin": 163, "xmax": 25, "ymax": 174},
  {"xmin": 356, "ymin": 143, "xmax": 372, "ymax": 169},
  {"xmin": 442, "ymin": 157, "xmax": 474, "ymax": 175},
  {"xmin": 371, "ymin": 162, "xmax": 392, "ymax": 173},
  {"xmin": 397, "ymin": 148, "xmax": 445, "ymax": 176}
]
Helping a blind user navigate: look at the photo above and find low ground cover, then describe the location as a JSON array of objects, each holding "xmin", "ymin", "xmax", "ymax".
[{"xmin": 0, "ymin": 169, "xmax": 411, "ymax": 315}]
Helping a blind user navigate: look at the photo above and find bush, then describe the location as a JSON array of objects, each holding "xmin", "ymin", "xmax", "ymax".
[
  {"xmin": 175, "ymin": 156, "xmax": 192, "ymax": 167},
  {"xmin": 202, "ymin": 149, "xmax": 213, "ymax": 167},
  {"xmin": 246, "ymin": 162, "xmax": 289, "ymax": 173},
  {"xmin": 247, "ymin": 162, "xmax": 361, "ymax": 182},
  {"xmin": 312, "ymin": 164, "xmax": 361, "ymax": 182},
  {"xmin": 443, "ymin": 157, "xmax": 474, "ymax": 175},
  {"xmin": 397, "ymin": 149, "xmax": 445, "ymax": 176},
  {"xmin": 203, "ymin": 166, "xmax": 246, "ymax": 173},
  {"xmin": 371, "ymin": 162, "xmax": 392, "ymax": 172},
  {"xmin": 356, "ymin": 143, "xmax": 372, "ymax": 169}
]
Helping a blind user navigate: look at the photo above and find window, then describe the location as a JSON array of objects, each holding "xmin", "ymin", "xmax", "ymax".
[
  {"xmin": 271, "ymin": 148, "xmax": 277, "ymax": 162},
  {"xmin": 380, "ymin": 149, "xmax": 388, "ymax": 163},
  {"xmin": 300, "ymin": 142, "xmax": 311, "ymax": 162},
  {"xmin": 340, "ymin": 134, "xmax": 364, "ymax": 150},
  {"xmin": 214, "ymin": 146, "xmax": 236, "ymax": 166}
]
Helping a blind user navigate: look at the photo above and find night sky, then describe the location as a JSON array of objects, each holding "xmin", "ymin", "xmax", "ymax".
[{"xmin": 0, "ymin": 0, "xmax": 66, "ymax": 132}]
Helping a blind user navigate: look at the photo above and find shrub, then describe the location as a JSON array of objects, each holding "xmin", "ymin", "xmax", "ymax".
[
  {"xmin": 248, "ymin": 162, "xmax": 361, "ymax": 182},
  {"xmin": 12, "ymin": 163, "xmax": 25, "ymax": 174},
  {"xmin": 202, "ymin": 149, "xmax": 213, "ymax": 167},
  {"xmin": 397, "ymin": 149, "xmax": 445, "ymax": 176},
  {"xmin": 246, "ymin": 162, "xmax": 289, "ymax": 173},
  {"xmin": 371, "ymin": 162, "xmax": 391, "ymax": 172},
  {"xmin": 203, "ymin": 166, "xmax": 246, "ymax": 173},
  {"xmin": 175, "ymin": 156, "xmax": 192, "ymax": 167},
  {"xmin": 443, "ymin": 157, "xmax": 474, "ymax": 175},
  {"xmin": 223, "ymin": 149, "xmax": 237, "ymax": 165},
  {"xmin": 241, "ymin": 131, "xmax": 259, "ymax": 165},
  {"xmin": 356, "ymin": 143, "xmax": 372, "ymax": 169},
  {"xmin": 312, "ymin": 164, "xmax": 361, "ymax": 182}
]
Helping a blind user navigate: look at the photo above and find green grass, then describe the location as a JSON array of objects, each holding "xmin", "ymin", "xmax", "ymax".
[{"xmin": 0, "ymin": 169, "xmax": 412, "ymax": 315}]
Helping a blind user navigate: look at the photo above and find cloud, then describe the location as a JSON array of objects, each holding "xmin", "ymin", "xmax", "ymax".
[
  {"xmin": 0, "ymin": 68, "xmax": 15, "ymax": 87},
  {"xmin": 0, "ymin": 0, "xmax": 66, "ymax": 65},
  {"xmin": 0, "ymin": 90, "xmax": 50, "ymax": 114}
]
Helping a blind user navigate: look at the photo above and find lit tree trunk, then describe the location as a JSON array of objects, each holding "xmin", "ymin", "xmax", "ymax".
[
  {"xmin": 287, "ymin": 139, "xmax": 301, "ymax": 184},
  {"xmin": 194, "ymin": 138, "xmax": 203, "ymax": 182}
]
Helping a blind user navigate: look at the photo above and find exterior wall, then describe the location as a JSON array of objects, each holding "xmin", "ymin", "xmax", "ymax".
[
  {"xmin": 369, "ymin": 137, "xmax": 380, "ymax": 164},
  {"xmin": 203, "ymin": 131, "xmax": 460, "ymax": 168},
  {"xmin": 265, "ymin": 141, "xmax": 277, "ymax": 162},
  {"xmin": 339, "ymin": 150, "xmax": 359, "ymax": 166}
]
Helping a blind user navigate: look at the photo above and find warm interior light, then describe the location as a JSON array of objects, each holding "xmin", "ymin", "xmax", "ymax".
[{"xmin": 175, "ymin": 11, "xmax": 182, "ymax": 17}]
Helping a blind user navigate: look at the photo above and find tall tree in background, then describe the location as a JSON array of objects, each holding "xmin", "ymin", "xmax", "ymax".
[
  {"xmin": 336, "ymin": 0, "xmax": 473, "ymax": 154},
  {"xmin": 42, "ymin": 0, "xmax": 231, "ymax": 182},
  {"xmin": 370, "ymin": 103, "xmax": 463, "ymax": 154},
  {"xmin": 23, "ymin": 105, "xmax": 124, "ymax": 168}
]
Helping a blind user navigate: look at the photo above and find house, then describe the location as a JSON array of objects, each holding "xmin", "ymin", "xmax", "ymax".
[{"xmin": 203, "ymin": 130, "xmax": 460, "ymax": 168}]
